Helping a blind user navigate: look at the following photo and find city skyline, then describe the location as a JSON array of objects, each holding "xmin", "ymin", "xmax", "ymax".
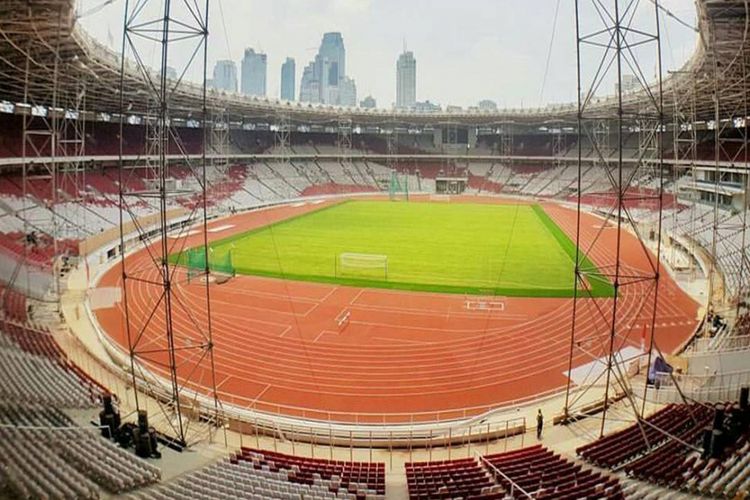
[{"xmin": 79, "ymin": 0, "xmax": 698, "ymax": 109}]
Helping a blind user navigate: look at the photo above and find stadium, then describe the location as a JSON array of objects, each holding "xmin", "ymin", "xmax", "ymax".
[{"xmin": 0, "ymin": 0, "xmax": 748, "ymax": 498}]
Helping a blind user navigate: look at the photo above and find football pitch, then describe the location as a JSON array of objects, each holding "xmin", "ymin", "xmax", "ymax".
[{"xmin": 178, "ymin": 200, "xmax": 613, "ymax": 297}]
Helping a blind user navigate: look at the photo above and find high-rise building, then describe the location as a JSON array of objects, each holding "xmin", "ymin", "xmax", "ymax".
[
  {"xmin": 280, "ymin": 57, "xmax": 295, "ymax": 101},
  {"xmin": 396, "ymin": 51, "xmax": 416, "ymax": 109},
  {"xmin": 360, "ymin": 95, "xmax": 376, "ymax": 108},
  {"xmin": 241, "ymin": 48, "xmax": 267, "ymax": 97},
  {"xmin": 212, "ymin": 60, "xmax": 238, "ymax": 92},
  {"xmin": 299, "ymin": 32, "xmax": 356, "ymax": 106},
  {"xmin": 340, "ymin": 77, "xmax": 357, "ymax": 107},
  {"xmin": 299, "ymin": 63, "xmax": 320, "ymax": 103}
]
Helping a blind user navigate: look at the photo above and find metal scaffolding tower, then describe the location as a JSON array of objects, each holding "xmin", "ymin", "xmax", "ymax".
[
  {"xmin": 552, "ymin": 123, "xmax": 566, "ymax": 169},
  {"xmin": 669, "ymin": 71, "xmax": 699, "ymax": 277},
  {"xmin": 338, "ymin": 118, "xmax": 354, "ymax": 181},
  {"xmin": 498, "ymin": 122, "xmax": 514, "ymax": 159},
  {"xmin": 564, "ymin": 0, "xmax": 666, "ymax": 436},
  {"xmin": 117, "ymin": 0, "xmax": 220, "ymax": 446},
  {"xmin": 274, "ymin": 113, "xmax": 291, "ymax": 160},
  {"xmin": 19, "ymin": 5, "xmax": 90, "ymax": 304},
  {"xmin": 707, "ymin": 29, "xmax": 749, "ymax": 317},
  {"xmin": 210, "ymin": 108, "xmax": 230, "ymax": 182}
]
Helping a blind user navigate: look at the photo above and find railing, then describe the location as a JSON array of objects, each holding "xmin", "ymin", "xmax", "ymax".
[
  {"xmin": 686, "ymin": 335, "xmax": 750, "ymax": 354},
  {"xmin": 648, "ymin": 369, "xmax": 750, "ymax": 404},
  {"xmin": 477, "ymin": 453, "xmax": 534, "ymax": 499}
]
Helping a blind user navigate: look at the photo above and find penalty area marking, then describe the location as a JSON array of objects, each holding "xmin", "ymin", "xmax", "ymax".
[{"xmin": 464, "ymin": 299, "xmax": 506, "ymax": 312}]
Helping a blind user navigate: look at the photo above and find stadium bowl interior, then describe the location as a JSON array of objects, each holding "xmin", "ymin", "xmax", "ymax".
[{"xmin": 0, "ymin": 0, "xmax": 749, "ymax": 498}]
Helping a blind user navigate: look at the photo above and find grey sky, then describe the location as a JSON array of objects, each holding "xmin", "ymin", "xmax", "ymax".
[{"xmin": 77, "ymin": 0, "xmax": 698, "ymax": 109}]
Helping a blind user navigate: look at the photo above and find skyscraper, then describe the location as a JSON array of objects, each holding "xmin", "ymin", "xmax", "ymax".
[
  {"xmin": 212, "ymin": 60, "xmax": 238, "ymax": 92},
  {"xmin": 299, "ymin": 32, "xmax": 356, "ymax": 106},
  {"xmin": 396, "ymin": 51, "xmax": 416, "ymax": 109},
  {"xmin": 340, "ymin": 77, "xmax": 357, "ymax": 107},
  {"xmin": 299, "ymin": 63, "xmax": 320, "ymax": 103},
  {"xmin": 280, "ymin": 58, "xmax": 296, "ymax": 101},
  {"xmin": 241, "ymin": 48, "xmax": 267, "ymax": 97}
]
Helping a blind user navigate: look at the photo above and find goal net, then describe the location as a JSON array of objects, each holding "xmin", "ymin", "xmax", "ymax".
[
  {"xmin": 336, "ymin": 253, "xmax": 388, "ymax": 281},
  {"xmin": 179, "ymin": 246, "xmax": 235, "ymax": 283},
  {"xmin": 389, "ymin": 172, "xmax": 409, "ymax": 201}
]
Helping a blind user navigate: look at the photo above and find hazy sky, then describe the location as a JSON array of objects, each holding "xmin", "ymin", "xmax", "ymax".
[{"xmin": 77, "ymin": 0, "xmax": 698, "ymax": 109}]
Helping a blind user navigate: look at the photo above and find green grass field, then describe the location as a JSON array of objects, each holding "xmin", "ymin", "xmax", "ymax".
[{"xmin": 177, "ymin": 200, "xmax": 613, "ymax": 297}]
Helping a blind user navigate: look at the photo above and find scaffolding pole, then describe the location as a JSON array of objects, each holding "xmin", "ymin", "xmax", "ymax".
[
  {"xmin": 117, "ymin": 0, "xmax": 220, "ymax": 447},
  {"xmin": 564, "ymin": 0, "xmax": 665, "ymax": 440}
]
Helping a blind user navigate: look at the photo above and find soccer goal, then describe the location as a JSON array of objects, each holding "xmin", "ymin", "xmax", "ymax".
[
  {"xmin": 182, "ymin": 246, "xmax": 235, "ymax": 284},
  {"xmin": 389, "ymin": 172, "xmax": 409, "ymax": 201},
  {"xmin": 335, "ymin": 253, "xmax": 388, "ymax": 281}
]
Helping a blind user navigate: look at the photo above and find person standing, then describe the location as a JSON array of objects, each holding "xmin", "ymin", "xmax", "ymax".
[{"xmin": 536, "ymin": 409, "xmax": 544, "ymax": 439}]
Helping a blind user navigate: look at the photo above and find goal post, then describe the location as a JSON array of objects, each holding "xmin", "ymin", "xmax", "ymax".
[
  {"xmin": 180, "ymin": 246, "xmax": 235, "ymax": 283},
  {"xmin": 335, "ymin": 253, "xmax": 388, "ymax": 281},
  {"xmin": 389, "ymin": 171, "xmax": 409, "ymax": 201}
]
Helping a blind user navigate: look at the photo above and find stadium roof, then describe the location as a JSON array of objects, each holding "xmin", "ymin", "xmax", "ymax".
[{"xmin": 0, "ymin": 0, "xmax": 747, "ymax": 127}]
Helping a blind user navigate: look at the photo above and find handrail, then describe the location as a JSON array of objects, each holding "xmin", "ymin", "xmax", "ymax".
[
  {"xmin": 477, "ymin": 453, "xmax": 534, "ymax": 499},
  {"xmin": 655, "ymin": 367, "xmax": 750, "ymax": 385},
  {"xmin": 686, "ymin": 335, "xmax": 750, "ymax": 354}
]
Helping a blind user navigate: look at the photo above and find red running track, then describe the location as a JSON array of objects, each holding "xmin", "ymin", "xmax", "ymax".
[{"xmin": 93, "ymin": 197, "xmax": 699, "ymax": 423}]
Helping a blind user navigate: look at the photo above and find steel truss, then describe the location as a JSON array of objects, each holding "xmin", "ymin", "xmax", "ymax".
[
  {"xmin": 707, "ymin": 28, "xmax": 749, "ymax": 318},
  {"xmin": 552, "ymin": 123, "xmax": 566, "ymax": 169},
  {"xmin": 17, "ymin": 5, "xmax": 90, "ymax": 305},
  {"xmin": 271, "ymin": 112, "xmax": 294, "ymax": 195},
  {"xmin": 117, "ymin": 0, "xmax": 220, "ymax": 446},
  {"xmin": 493, "ymin": 122, "xmax": 515, "ymax": 193},
  {"xmin": 210, "ymin": 108, "xmax": 230, "ymax": 183},
  {"xmin": 564, "ymin": 0, "xmax": 667, "ymax": 436},
  {"xmin": 274, "ymin": 112, "xmax": 290, "ymax": 161},
  {"xmin": 669, "ymin": 70, "xmax": 699, "ymax": 277},
  {"xmin": 386, "ymin": 126, "xmax": 398, "ymax": 173},
  {"xmin": 337, "ymin": 118, "xmax": 356, "ymax": 183},
  {"xmin": 498, "ymin": 122, "xmax": 514, "ymax": 158}
]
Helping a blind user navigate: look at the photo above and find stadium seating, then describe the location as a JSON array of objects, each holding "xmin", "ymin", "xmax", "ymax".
[
  {"xmin": 137, "ymin": 448, "xmax": 385, "ymax": 500},
  {"xmin": 0, "ymin": 401, "xmax": 161, "ymax": 498},
  {"xmin": 0, "ymin": 321, "xmax": 102, "ymax": 407},
  {"xmin": 406, "ymin": 446, "xmax": 622, "ymax": 499},
  {"xmin": 405, "ymin": 457, "xmax": 497, "ymax": 499},
  {"xmin": 578, "ymin": 403, "xmax": 750, "ymax": 498},
  {"xmin": 484, "ymin": 445, "xmax": 623, "ymax": 499},
  {"xmin": 0, "ymin": 283, "xmax": 26, "ymax": 322},
  {"xmin": 576, "ymin": 404, "xmax": 713, "ymax": 468},
  {"xmin": 236, "ymin": 448, "xmax": 385, "ymax": 496}
]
